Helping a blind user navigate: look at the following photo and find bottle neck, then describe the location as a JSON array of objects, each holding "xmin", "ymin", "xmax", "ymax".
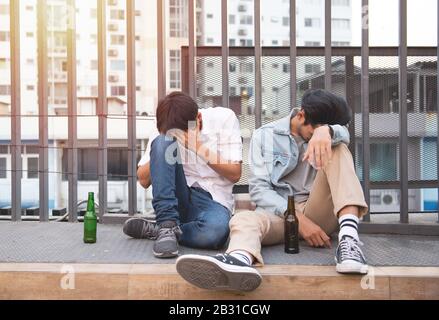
[
  {"xmin": 287, "ymin": 196, "xmax": 296, "ymax": 216},
  {"xmin": 86, "ymin": 195, "xmax": 95, "ymax": 212}
]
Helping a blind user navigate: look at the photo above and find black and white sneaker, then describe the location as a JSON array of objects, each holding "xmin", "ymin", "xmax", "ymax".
[
  {"xmin": 335, "ymin": 236, "xmax": 369, "ymax": 274},
  {"xmin": 176, "ymin": 253, "xmax": 262, "ymax": 292},
  {"xmin": 123, "ymin": 217, "xmax": 159, "ymax": 240}
]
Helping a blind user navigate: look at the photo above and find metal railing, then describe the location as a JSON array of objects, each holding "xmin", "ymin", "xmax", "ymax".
[{"xmin": 4, "ymin": 0, "xmax": 439, "ymax": 235}]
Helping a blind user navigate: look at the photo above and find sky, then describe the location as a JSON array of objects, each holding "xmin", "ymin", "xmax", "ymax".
[{"xmin": 351, "ymin": 0, "xmax": 438, "ymax": 46}]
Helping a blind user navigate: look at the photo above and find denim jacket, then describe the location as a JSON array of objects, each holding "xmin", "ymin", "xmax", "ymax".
[{"xmin": 248, "ymin": 109, "xmax": 350, "ymax": 217}]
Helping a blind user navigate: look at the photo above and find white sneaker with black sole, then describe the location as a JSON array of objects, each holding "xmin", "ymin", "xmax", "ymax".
[
  {"xmin": 335, "ymin": 235, "xmax": 369, "ymax": 274},
  {"xmin": 176, "ymin": 253, "xmax": 262, "ymax": 292}
]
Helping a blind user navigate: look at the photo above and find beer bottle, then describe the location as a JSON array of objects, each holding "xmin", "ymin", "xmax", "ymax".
[
  {"xmin": 83, "ymin": 192, "xmax": 97, "ymax": 243},
  {"xmin": 284, "ymin": 195, "xmax": 299, "ymax": 254}
]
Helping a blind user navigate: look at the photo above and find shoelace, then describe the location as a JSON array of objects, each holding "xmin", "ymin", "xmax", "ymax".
[
  {"xmin": 158, "ymin": 226, "xmax": 182, "ymax": 239},
  {"xmin": 339, "ymin": 237, "xmax": 365, "ymax": 262},
  {"xmin": 215, "ymin": 253, "xmax": 228, "ymax": 263},
  {"xmin": 141, "ymin": 222, "xmax": 159, "ymax": 238}
]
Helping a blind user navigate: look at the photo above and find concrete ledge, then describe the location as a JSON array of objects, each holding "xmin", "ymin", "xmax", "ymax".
[{"xmin": 0, "ymin": 264, "xmax": 438, "ymax": 300}]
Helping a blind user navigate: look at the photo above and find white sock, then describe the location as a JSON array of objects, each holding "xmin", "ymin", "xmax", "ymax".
[
  {"xmin": 229, "ymin": 250, "xmax": 254, "ymax": 266},
  {"xmin": 338, "ymin": 214, "xmax": 360, "ymax": 242}
]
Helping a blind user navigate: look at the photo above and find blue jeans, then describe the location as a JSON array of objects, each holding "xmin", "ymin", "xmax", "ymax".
[{"xmin": 149, "ymin": 134, "xmax": 231, "ymax": 250}]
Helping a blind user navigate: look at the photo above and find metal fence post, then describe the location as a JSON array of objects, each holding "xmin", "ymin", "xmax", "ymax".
[
  {"xmin": 399, "ymin": 0, "xmax": 409, "ymax": 224},
  {"xmin": 97, "ymin": 0, "xmax": 108, "ymax": 220},
  {"xmin": 37, "ymin": 0, "xmax": 49, "ymax": 222},
  {"xmin": 362, "ymin": 0, "xmax": 371, "ymax": 222},
  {"xmin": 67, "ymin": 0, "xmax": 78, "ymax": 222},
  {"xmin": 221, "ymin": 0, "xmax": 229, "ymax": 109},
  {"xmin": 157, "ymin": 0, "xmax": 166, "ymax": 100},
  {"xmin": 127, "ymin": 0, "xmax": 137, "ymax": 216},
  {"xmin": 324, "ymin": 0, "xmax": 332, "ymax": 91},
  {"xmin": 290, "ymin": 0, "xmax": 297, "ymax": 109},
  {"xmin": 254, "ymin": 0, "xmax": 262, "ymax": 128},
  {"xmin": 188, "ymin": 0, "xmax": 197, "ymax": 100},
  {"xmin": 10, "ymin": 0, "xmax": 22, "ymax": 222}
]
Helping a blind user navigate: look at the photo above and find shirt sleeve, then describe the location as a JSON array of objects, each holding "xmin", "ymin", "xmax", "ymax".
[
  {"xmin": 138, "ymin": 130, "xmax": 160, "ymax": 167},
  {"xmin": 218, "ymin": 110, "xmax": 242, "ymax": 162}
]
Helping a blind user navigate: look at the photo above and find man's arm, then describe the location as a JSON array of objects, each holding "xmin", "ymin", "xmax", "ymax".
[
  {"xmin": 303, "ymin": 124, "xmax": 350, "ymax": 170},
  {"xmin": 330, "ymin": 124, "xmax": 350, "ymax": 146},
  {"xmin": 137, "ymin": 162, "xmax": 151, "ymax": 189},
  {"xmin": 174, "ymin": 131, "xmax": 242, "ymax": 184},
  {"xmin": 248, "ymin": 130, "xmax": 289, "ymax": 216}
]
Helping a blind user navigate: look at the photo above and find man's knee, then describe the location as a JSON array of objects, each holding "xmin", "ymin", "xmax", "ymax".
[
  {"xmin": 191, "ymin": 220, "xmax": 230, "ymax": 249},
  {"xmin": 150, "ymin": 134, "xmax": 179, "ymax": 165},
  {"xmin": 230, "ymin": 210, "xmax": 270, "ymax": 232}
]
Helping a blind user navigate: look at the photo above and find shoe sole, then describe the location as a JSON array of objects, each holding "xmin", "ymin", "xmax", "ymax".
[
  {"xmin": 123, "ymin": 218, "xmax": 157, "ymax": 240},
  {"xmin": 176, "ymin": 254, "xmax": 262, "ymax": 292},
  {"xmin": 335, "ymin": 258, "xmax": 369, "ymax": 275},
  {"xmin": 153, "ymin": 249, "xmax": 179, "ymax": 259}
]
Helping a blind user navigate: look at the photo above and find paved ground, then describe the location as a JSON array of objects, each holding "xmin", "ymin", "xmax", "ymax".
[{"xmin": 0, "ymin": 222, "xmax": 438, "ymax": 266}]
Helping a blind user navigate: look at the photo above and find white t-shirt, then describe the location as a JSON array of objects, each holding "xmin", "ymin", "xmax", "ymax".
[{"xmin": 138, "ymin": 107, "xmax": 242, "ymax": 212}]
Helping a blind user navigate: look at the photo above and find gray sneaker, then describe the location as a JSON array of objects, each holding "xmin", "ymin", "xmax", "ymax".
[
  {"xmin": 153, "ymin": 221, "xmax": 182, "ymax": 258},
  {"xmin": 123, "ymin": 217, "xmax": 159, "ymax": 240}
]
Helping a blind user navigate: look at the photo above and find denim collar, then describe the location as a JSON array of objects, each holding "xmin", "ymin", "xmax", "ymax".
[{"xmin": 272, "ymin": 108, "xmax": 300, "ymax": 136}]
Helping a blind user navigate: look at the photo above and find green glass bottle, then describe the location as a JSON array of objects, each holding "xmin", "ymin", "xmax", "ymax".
[{"xmin": 83, "ymin": 192, "xmax": 97, "ymax": 244}]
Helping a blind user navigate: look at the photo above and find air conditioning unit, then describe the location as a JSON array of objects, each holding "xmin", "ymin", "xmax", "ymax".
[
  {"xmin": 108, "ymin": 49, "xmax": 118, "ymax": 57},
  {"xmin": 238, "ymin": 29, "xmax": 247, "ymax": 36},
  {"xmin": 380, "ymin": 191, "xmax": 398, "ymax": 206},
  {"xmin": 108, "ymin": 23, "xmax": 118, "ymax": 32},
  {"xmin": 109, "ymin": 75, "xmax": 119, "ymax": 83}
]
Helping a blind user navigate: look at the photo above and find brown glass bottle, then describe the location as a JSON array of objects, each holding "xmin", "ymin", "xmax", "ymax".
[{"xmin": 284, "ymin": 195, "xmax": 299, "ymax": 254}]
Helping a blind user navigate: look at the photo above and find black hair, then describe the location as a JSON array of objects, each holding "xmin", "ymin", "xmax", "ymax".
[{"xmin": 300, "ymin": 89, "xmax": 352, "ymax": 126}]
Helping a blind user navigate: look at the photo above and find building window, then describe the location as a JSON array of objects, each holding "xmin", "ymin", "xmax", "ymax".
[
  {"xmin": 332, "ymin": 0, "xmax": 350, "ymax": 6},
  {"xmin": 272, "ymin": 40, "xmax": 279, "ymax": 45},
  {"xmin": 332, "ymin": 18, "xmax": 350, "ymax": 29},
  {"xmin": 0, "ymin": 4, "xmax": 8, "ymax": 15},
  {"xmin": 0, "ymin": 85, "xmax": 11, "ymax": 95},
  {"xmin": 0, "ymin": 58, "xmax": 8, "ymax": 69},
  {"xmin": 240, "ymin": 15, "xmax": 253, "ymax": 25},
  {"xmin": 110, "ymin": 60, "xmax": 125, "ymax": 71},
  {"xmin": 26, "ymin": 32, "xmax": 34, "ymax": 38},
  {"xmin": 229, "ymin": 39, "xmax": 236, "ymax": 46},
  {"xmin": 305, "ymin": 64, "xmax": 321, "ymax": 74},
  {"xmin": 110, "ymin": 9, "xmax": 124, "ymax": 20},
  {"xmin": 304, "ymin": 41, "xmax": 320, "ymax": 46},
  {"xmin": 169, "ymin": 50, "xmax": 181, "ymax": 89},
  {"xmin": 207, "ymin": 62, "xmax": 214, "ymax": 68},
  {"xmin": 229, "ymin": 14, "xmax": 236, "ymax": 24},
  {"xmin": 111, "ymin": 35, "xmax": 125, "ymax": 45},
  {"xmin": 332, "ymin": 41, "xmax": 350, "ymax": 46},
  {"xmin": 282, "ymin": 17, "xmax": 289, "ymax": 27},
  {"xmin": 27, "ymin": 158, "xmax": 39, "ymax": 179},
  {"xmin": 229, "ymin": 62, "xmax": 236, "ymax": 72},
  {"xmin": 27, "ymin": 85, "xmax": 35, "ymax": 91},
  {"xmin": 62, "ymin": 148, "xmax": 128, "ymax": 181},
  {"xmin": 357, "ymin": 143, "xmax": 398, "ymax": 182},
  {"xmin": 207, "ymin": 86, "xmax": 214, "ymax": 92},
  {"xmin": 239, "ymin": 62, "xmax": 253, "ymax": 73},
  {"xmin": 0, "ymin": 158, "xmax": 6, "ymax": 179},
  {"xmin": 283, "ymin": 64, "xmax": 289, "ymax": 73},
  {"xmin": 0, "ymin": 31, "xmax": 10, "ymax": 42},
  {"xmin": 207, "ymin": 13, "xmax": 213, "ymax": 19},
  {"xmin": 169, "ymin": 0, "xmax": 188, "ymax": 38},
  {"xmin": 111, "ymin": 86, "xmax": 126, "ymax": 96},
  {"xmin": 304, "ymin": 18, "xmax": 320, "ymax": 28}
]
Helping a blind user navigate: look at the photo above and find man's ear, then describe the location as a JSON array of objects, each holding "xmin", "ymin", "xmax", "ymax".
[{"xmin": 198, "ymin": 112, "xmax": 203, "ymax": 131}]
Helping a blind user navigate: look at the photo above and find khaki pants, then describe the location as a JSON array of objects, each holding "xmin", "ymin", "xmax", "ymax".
[{"xmin": 226, "ymin": 143, "xmax": 368, "ymax": 265}]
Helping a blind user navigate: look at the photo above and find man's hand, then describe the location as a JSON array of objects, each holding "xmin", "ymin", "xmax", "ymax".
[
  {"xmin": 172, "ymin": 128, "xmax": 202, "ymax": 154},
  {"xmin": 303, "ymin": 125, "xmax": 332, "ymax": 170},
  {"xmin": 297, "ymin": 213, "xmax": 332, "ymax": 248}
]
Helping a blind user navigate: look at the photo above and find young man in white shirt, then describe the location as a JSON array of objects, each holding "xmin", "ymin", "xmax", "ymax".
[{"xmin": 123, "ymin": 92, "xmax": 243, "ymax": 258}]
